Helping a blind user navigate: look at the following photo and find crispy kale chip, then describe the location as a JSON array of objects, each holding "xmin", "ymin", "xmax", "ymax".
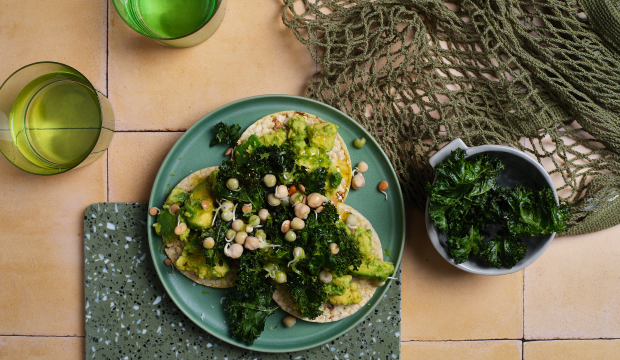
[
  {"xmin": 480, "ymin": 232, "xmax": 528, "ymax": 269},
  {"xmin": 298, "ymin": 166, "xmax": 328, "ymax": 195},
  {"xmin": 494, "ymin": 186, "xmax": 570, "ymax": 237},
  {"xmin": 286, "ymin": 272, "xmax": 328, "ymax": 320},
  {"xmin": 427, "ymin": 148, "xmax": 504, "ymax": 236},
  {"xmin": 224, "ymin": 250, "xmax": 278, "ymax": 345},
  {"xmin": 428, "ymin": 148, "xmax": 569, "ymax": 269},
  {"xmin": 446, "ymin": 225, "xmax": 483, "ymax": 264},
  {"xmin": 210, "ymin": 122, "xmax": 241, "ymax": 148}
]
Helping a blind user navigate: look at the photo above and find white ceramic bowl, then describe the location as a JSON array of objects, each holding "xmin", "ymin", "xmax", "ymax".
[{"xmin": 425, "ymin": 138, "xmax": 558, "ymax": 275}]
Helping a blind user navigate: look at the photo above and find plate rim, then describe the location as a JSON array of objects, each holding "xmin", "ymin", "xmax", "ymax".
[{"xmin": 147, "ymin": 94, "xmax": 405, "ymax": 352}]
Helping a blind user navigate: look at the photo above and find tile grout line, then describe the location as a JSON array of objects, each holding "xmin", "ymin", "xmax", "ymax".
[
  {"xmin": 106, "ymin": 0, "xmax": 110, "ymax": 203},
  {"xmin": 399, "ymin": 338, "xmax": 620, "ymax": 343},
  {"xmin": 0, "ymin": 335, "xmax": 85, "ymax": 338}
]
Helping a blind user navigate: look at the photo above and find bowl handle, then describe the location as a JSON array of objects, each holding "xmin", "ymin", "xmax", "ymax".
[{"xmin": 429, "ymin": 138, "xmax": 468, "ymax": 168}]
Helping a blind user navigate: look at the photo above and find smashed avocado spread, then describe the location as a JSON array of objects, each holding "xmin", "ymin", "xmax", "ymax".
[{"xmin": 152, "ymin": 118, "xmax": 394, "ymax": 346}]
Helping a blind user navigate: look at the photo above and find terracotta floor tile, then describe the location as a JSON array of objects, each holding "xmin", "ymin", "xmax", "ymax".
[
  {"xmin": 402, "ymin": 341, "xmax": 522, "ymax": 360},
  {"xmin": 401, "ymin": 206, "xmax": 523, "ymax": 340},
  {"xmin": 524, "ymin": 224, "xmax": 620, "ymax": 339},
  {"xmin": 0, "ymin": 155, "xmax": 106, "ymax": 336},
  {"xmin": 108, "ymin": 132, "xmax": 183, "ymax": 202},
  {"xmin": 108, "ymin": 1, "xmax": 316, "ymax": 131},
  {"xmin": 524, "ymin": 340, "xmax": 620, "ymax": 360},
  {"xmin": 0, "ymin": 336, "xmax": 84, "ymax": 360},
  {"xmin": 0, "ymin": 0, "xmax": 107, "ymax": 91}
]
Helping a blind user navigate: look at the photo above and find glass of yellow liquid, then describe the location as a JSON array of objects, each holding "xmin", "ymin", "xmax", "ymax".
[
  {"xmin": 0, "ymin": 62, "xmax": 114, "ymax": 175},
  {"xmin": 112, "ymin": 0, "xmax": 226, "ymax": 48}
]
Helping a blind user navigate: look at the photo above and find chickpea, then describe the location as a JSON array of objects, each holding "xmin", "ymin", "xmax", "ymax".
[
  {"xmin": 222, "ymin": 201, "xmax": 234, "ymax": 212},
  {"xmin": 294, "ymin": 203, "xmax": 311, "ymax": 219},
  {"xmin": 290, "ymin": 192, "xmax": 305, "ymax": 206},
  {"xmin": 200, "ymin": 200, "xmax": 210, "ymax": 210},
  {"xmin": 203, "ymin": 237, "xmax": 215, "ymax": 249},
  {"xmin": 170, "ymin": 204, "xmax": 181, "ymax": 214},
  {"xmin": 276, "ymin": 185, "xmax": 288, "ymax": 199},
  {"xmin": 228, "ymin": 243, "xmax": 244, "ymax": 259},
  {"xmin": 291, "ymin": 217, "xmax": 305, "ymax": 230},
  {"xmin": 221, "ymin": 210, "xmax": 234, "ymax": 222},
  {"xmin": 378, "ymin": 181, "xmax": 389, "ymax": 200},
  {"xmin": 245, "ymin": 236, "xmax": 260, "ymax": 250},
  {"xmin": 225, "ymin": 148, "xmax": 233, "ymax": 156},
  {"xmin": 164, "ymin": 258, "xmax": 172, "ymax": 267},
  {"xmin": 283, "ymin": 315, "xmax": 296, "ymax": 327},
  {"xmin": 293, "ymin": 247, "xmax": 305, "ymax": 258},
  {"xmin": 307, "ymin": 193, "xmax": 327, "ymax": 208},
  {"xmin": 232, "ymin": 219, "xmax": 245, "ymax": 232},
  {"xmin": 267, "ymin": 193, "xmax": 281, "ymax": 206},
  {"xmin": 357, "ymin": 161, "xmax": 369, "ymax": 173},
  {"xmin": 345, "ymin": 214, "xmax": 358, "ymax": 227},
  {"xmin": 352, "ymin": 173, "xmax": 366, "ymax": 190},
  {"xmin": 245, "ymin": 225, "xmax": 254, "ymax": 233},
  {"xmin": 248, "ymin": 215, "xmax": 260, "ymax": 226},
  {"xmin": 329, "ymin": 243, "xmax": 340, "ymax": 255},
  {"xmin": 297, "ymin": 184, "xmax": 306, "ymax": 193},
  {"xmin": 255, "ymin": 229, "xmax": 267, "ymax": 240},
  {"xmin": 227, "ymin": 178, "xmax": 239, "ymax": 190},
  {"xmin": 225, "ymin": 229, "xmax": 236, "ymax": 241},
  {"xmin": 149, "ymin": 207, "xmax": 160, "ymax": 216},
  {"xmin": 263, "ymin": 174, "xmax": 277, "ymax": 187},
  {"xmin": 285, "ymin": 230, "xmax": 297, "ymax": 242},
  {"xmin": 319, "ymin": 271, "xmax": 333, "ymax": 284},
  {"xmin": 235, "ymin": 231, "xmax": 248, "ymax": 245},
  {"xmin": 174, "ymin": 224, "xmax": 186, "ymax": 235},
  {"xmin": 274, "ymin": 271, "xmax": 287, "ymax": 284},
  {"xmin": 258, "ymin": 209, "xmax": 269, "ymax": 222},
  {"xmin": 242, "ymin": 204, "xmax": 252, "ymax": 214},
  {"xmin": 281, "ymin": 220, "xmax": 291, "ymax": 233},
  {"xmin": 315, "ymin": 206, "xmax": 324, "ymax": 213},
  {"xmin": 353, "ymin": 137, "xmax": 366, "ymax": 149}
]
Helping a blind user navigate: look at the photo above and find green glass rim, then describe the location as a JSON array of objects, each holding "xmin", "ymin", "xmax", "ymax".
[
  {"xmin": 112, "ymin": 0, "xmax": 223, "ymax": 41},
  {"xmin": 0, "ymin": 61, "xmax": 105, "ymax": 176}
]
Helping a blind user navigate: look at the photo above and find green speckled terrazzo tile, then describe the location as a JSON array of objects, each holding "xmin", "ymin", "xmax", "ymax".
[{"xmin": 84, "ymin": 203, "xmax": 401, "ymax": 359}]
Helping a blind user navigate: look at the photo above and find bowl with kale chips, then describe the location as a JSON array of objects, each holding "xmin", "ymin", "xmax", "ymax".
[{"xmin": 425, "ymin": 138, "xmax": 570, "ymax": 275}]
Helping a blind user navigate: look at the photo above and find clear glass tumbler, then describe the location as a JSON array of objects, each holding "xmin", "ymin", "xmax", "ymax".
[
  {"xmin": 112, "ymin": 0, "xmax": 227, "ymax": 48},
  {"xmin": 0, "ymin": 62, "xmax": 115, "ymax": 175}
]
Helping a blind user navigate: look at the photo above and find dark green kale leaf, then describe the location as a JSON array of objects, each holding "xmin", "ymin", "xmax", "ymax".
[
  {"xmin": 302, "ymin": 223, "xmax": 362, "ymax": 277},
  {"xmin": 446, "ymin": 226, "xmax": 483, "ymax": 264},
  {"xmin": 495, "ymin": 186, "xmax": 569, "ymax": 237},
  {"xmin": 286, "ymin": 272, "xmax": 328, "ymax": 320},
  {"xmin": 210, "ymin": 122, "xmax": 241, "ymax": 148},
  {"xmin": 427, "ymin": 148, "xmax": 504, "ymax": 236},
  {"xmin": 329, "ymin": 171, "xmax": 342, "ymax": 189},
  {"xmin": 298, "ymin": 167, "xmax": 328, "ymax": 195},
  {"xmin": 480, "ymin": 232, "xmax": 528, "ymax": 269},
  {"xmin": 317, "ymin": 202, "xmax": 339, "ymax": 225},
  {"xmin": 201, "ymin": 217, "xmax": 229, "ymax": 267},
  {"xmin": 224, "ymin": 250, "xmax": 277, "ymax": 345}
]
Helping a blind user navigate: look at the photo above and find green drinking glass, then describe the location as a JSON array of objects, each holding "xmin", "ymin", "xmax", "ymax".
[
  {"xmin": 112, "ymin": 0, "xmax": 226, "ymax": 48},
  {"xmin": 0, "ymin": 62, "xmax": 115, "ymax": 175}
]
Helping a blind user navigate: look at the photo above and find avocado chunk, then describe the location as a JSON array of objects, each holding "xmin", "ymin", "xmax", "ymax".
[
  {"xmin": 183, "ymin": 182, "xmax": 215, "ymax": 230},
  {"xmin": 325, "ymin": 274, "xmax": 353, "ymax": 296},
  {"xmin": 352, "ymin": 227, "xmax": 375, "ymax": 262},
  {"xmin": 288, "ymin": 115, "xmax": 308, "ymax": 140},
  {"xmin": 176, "ymin": 239, "xmax": 231, "ymax": 279},
  {"xmin": 307, "ymin": 122, "xmax": 339, "ymax": 151},
  {"xmin": 328, "ymin": 282, "xmax": 362, "ymax": 305},
  {"xmin": 165, "ymin": 187, "xmax": 188, "ymax": 206},
  {"xmin": 261, "ymin": 129, "xmax": 286, "ymax": 146},
  {"xmin": 235, "ymin": 134, "xmax": 263, "ymax": 166},
  {"xmin": 153, "ymin": 210, "xmax": 178, "ymax": 245},
  {"xmin": 350, "ymin": 259, "xmax": 395, "ymax": 282}
]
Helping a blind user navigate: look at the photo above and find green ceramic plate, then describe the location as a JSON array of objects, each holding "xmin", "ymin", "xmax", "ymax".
[{"xmin": 148, "ymin": 95, "xmax": 405, "ymax": 352}]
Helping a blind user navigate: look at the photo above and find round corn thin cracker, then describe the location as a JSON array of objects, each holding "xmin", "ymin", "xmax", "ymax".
[
  {"xmin": 272, "ymin": 203, "xmax": 385, "ymax": 323},
  {"xmin": 164, "ymin": 167, "xmax": 237, "ymax": 288},
  {"xmin": 237, "ymin": 110, "xmax": 352, "ymax": 204}
]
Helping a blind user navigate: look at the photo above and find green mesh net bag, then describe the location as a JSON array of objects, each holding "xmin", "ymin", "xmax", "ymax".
[{"xmin": 282, "ymin": 0, "xmax": 620, "ymax": 236}]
